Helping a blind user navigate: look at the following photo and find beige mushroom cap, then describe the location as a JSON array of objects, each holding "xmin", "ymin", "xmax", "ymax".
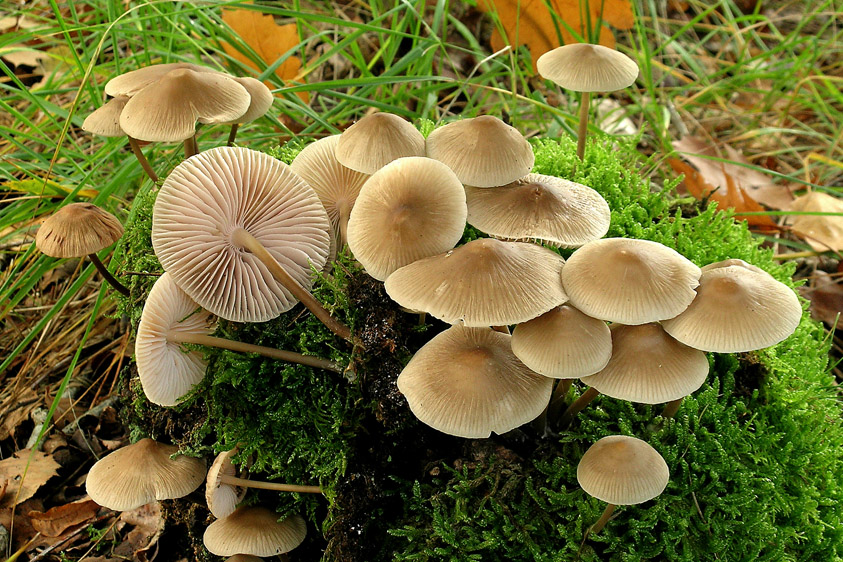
[
  {"xmin": 397, "ymin": 325, "xmax": 553, "ymax": 438},
  {"xmin": 35, "ymin": 202, "xmax": 124, "ymax": 259},
  {"xmin": 577, "ymin": 435, "xmax": 669, "ymax": 505},
  {"xmin": 346, "ymin": 156, "xmax": 467, "ymax": 281},
  {"xmin": 335, "ymin": 112, "xmax": 426, "ymax": 174},
  {"xmin": 203, "ymin": 506, "xmax": 307, "ymax": 557},
  {"xmin": 580, "ymin": 323, "xmax": 709, "ymax": 404},
  {"xmin": 537, "ymin": 44, "xmax": 639, "ymax": 92},
  {"xmin": 86, "ymin": 438, "xmax": 205, "ymax": 511},
  {"xmin": 385, "ymin": 238, "xmax": 567, "ymax": 327},
  {"xmin": 465, "ymin": 173, "xmax": 611, "ymax": 247},
  {"xmin": 104, "ymin": 62, "xmax": 212, "ymax": 97},
  {"xmin": 662, "ymin": 259, "xmax": 802, "ymax": 352},
  {"xmin": 561, "ymin": 238, "xmax": 702, "ymax": 324},
  {"xmin": 220, "ymin": 76, "xmax": 273, "ymax": 125},
  {"xmin": 425, "ymin": 115, "xmax": 535, "ymax": 187},
  {"xmin": 206, "ymin": 448, "xmax": 247, "ymax": 519},
  {"xmin": 82, "ymin": 95, "xmax": 129, "ymax": 137}
]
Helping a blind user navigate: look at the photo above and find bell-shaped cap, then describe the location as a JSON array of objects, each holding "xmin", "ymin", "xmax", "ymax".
[
  {"xmin": 82, "ymin": 95, "xmax": 129, "ymax": 137},
  {"xmin": 203, "ymin": 506, "xmax": 307, "ymax": 557},
  {"xmin": 104, "ymin": 62, "xmax": 212, "ymax": 97},
  {"xmin": 86, "ymin": 438, "xmax": 205, "ymax": 511},
  {"xmin": 465, "ymin": 173, "xmax": 610, "ymax": 247},
  {"xmin": 425, "ymin": 115, "xmax": 534, "ymax": 187},
  {"xmin": 537, "ymin": 44, "xmax": 639, "ymax": 92},
  {"xmin": 35, "ymin": 202, "xmax": 124, "ymax": 259},
  {"xmin": 662, "ymin": 259, "xmax": 802, "ymax": 352},
  {"xmin": 152, "ymin": 146, "xmax": 332, "ymax": 323},
  {"xmin": 580, "ymin": 323, "xmax": 709, "ymax": 404},
  {"xmin": 511, "ymin": 304, "xmax": 611, "ymax": 379},
  {"xmin": 397, "ymin": 325, "xmax": 553, "ymax": 438},
  {"xmin": 206, "ymin": 448, "xmax": 247, "ymax": 519},
  {"xmin": 561, "ymin": 238, "xmax": 701, "ymax": 324},
  {"xmin": 577, "ymin": 435, "xmax": 669, "ymax": 505},
  {"xmin": 346, "ymin": 156, "xmax": 467, "ymax": 281},
  {"xmin": 220, "ymin": 76, "xmax": 273, "ymax": 125},
  {"xmin": 385, "ymin": 238, "xmax": 567, "ymax": 327},
  {"xmin": 335, "ymin": 112, "xmax": 426, "ymax": 174}
]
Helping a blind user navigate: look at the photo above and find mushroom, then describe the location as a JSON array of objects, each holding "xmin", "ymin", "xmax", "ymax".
[
  {"xmin": 221, "ymin": 76, "xmax": 273, "ymax": 145},
  {"xmin": 335, "ymin": 112, "xmax": 426, "ymax": 174},
  {"xmin": 35, "ymin": 202, "xmax": 129, "ymax": 297},
  {"xmin": 203, "ymin": 506, "xmax": 307, "ymax": 557}
]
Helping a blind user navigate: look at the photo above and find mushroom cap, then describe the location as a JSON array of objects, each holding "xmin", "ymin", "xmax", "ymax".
[
  {"xmin": 537, "ymin": 44, "xmax": 639, "ymax": 92},
  {"xmin": 561, "ymin": 238, "xmax": 702, "ymax": 324},
  {"xmin": 580, "ymin": 323, "xmax": 709, "ymax": 404},
  {"xmin": 577, "ymin": 435, "xmax": 669, "ymax": 505},
  {"xmin": 220, "ymin": 76, "xmax": 274, "ymax": 125},
  {"xmin": 346, "ymin": 156, "xmax": 467, "ymax": 281},
  {"xmin": 135, "ymin": 272, "xmax": 212, "ymax": 407},
  {"xmin": 662, "ymin": 259, "xmax": 802, "ymax": 352},
  {"xmin": 203, "ymin": 506, "xmax": 307, "ymax": 557},
  {"xmin": 385, "ymin": 238, "xmax": 568, "ymax": 327},
  {"xmin": 35, "ymin": 202, "xmax": 124, "ymax": 259},
  {"xmin": 119, "ymin": 68, "xmax": 251, "ymax": 142},
  {"xmin": 82, "ymin": 95, "xmax": 129, "ymax": 137},
  {"xmin": 425, "ymin": 115, "xmax": 535, "ymax": 187},
  {"xmin": 335, "ymin": 112, "xmax": 426, "ymax": 174},
  {"xmin": 206, "ymin": 448, "xmax": 247, "ymax": 519},
  {"xmin": 511, "ymin": 304, "xmax": 611, "ymax": 379},
  {"xmin": 104, "ymin": 62, "xmax": 213, "ymax": 97},
  {"xmin": 465, "ymin": 173, "xmax": 611, "ymax": 247},
  {"xmin": 152, "ymin": 146, "xmax": 332, "ymax": 323},
  {"xmin": 86, "ymin": 438, "xmax": 205, "ymax": 511},
  {"xmin": 397, "ymin": 325, "xmax": 553, "ymax": 438},
  {"xmin": 225, "ymin": 556, "xmax": 263, "ymax": 562}
]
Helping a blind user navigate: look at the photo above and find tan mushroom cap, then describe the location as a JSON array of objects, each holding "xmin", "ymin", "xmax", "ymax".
[
  {"xmin": 86, "ymin": 438, "xmax": 205, "ymax": 511},
  {"xmin": 152, "ymin": 146, "xmax": 331, "ymax": 323},
  {"xmin": 397, "ymin": 325, "xmax": 553, "ymax": 438},
  {"xmin": 577, "ymin": 435, "xmax": 669, "ymax": 505},
  {"xmin": 511, "ymin": 304, "xmax": 611, "ymax": 379},
  {"xmin": 220, "ymin": 76, "xmax": 273, "ymax": 125},
  {"xmin": 662, "ymin": 259, "xmax": 802, "ymax": 353},
  {"xmin": 203, "ymin": 506, "xmax": 307, "ymax": 557},
  {"xmin": 104, "ymin": 62, "xmax": 212, "ymax": 97},
  {"xmin": 335, "ymin": 112, "xmax": 426, "ymax": 174},
  {"xmin": 346, "ymin": 156, "xmax": 467, "ymax": 281},
  {"xmin": 425, "ymin": 115, "xmax": 535, "ymax": 187},
  {"xmin": 226, "ymin": 556, "xmax": 263, "ymax": 562},
  {"xmin": 82, "ymin": 95, "xmax": 129, "ymax": 137},
  {"xmin": 385, "ymin": 238, "xmax": 567, "ymax": 327},
  {"xmin": 35, "ymin": 202, "xmax": 124, "ymax": 259},
  {"xmin": 119, "ymin": 68, "xmax": 251, "ymax": 142},
  {"xmin": 206, "ymin": 448, "xmax": 247, "ymax": 519},
  {"xmin": 580, "ymin": 323, "xmax": 709, "ymax": 404},
  {"xmin": 465, "ymin": 173, "xmax": 611, "ymax": 247},
  {"xmin": 537, "ymin": 44, "xmax": 639, "ymax": 92},
  {"xmin": 561, "ymin": 238, "xmax": 702, "ymax": 324},
  {"xmin": 135, "ymin": 272, "xmax": 212, "ymax": 407}
]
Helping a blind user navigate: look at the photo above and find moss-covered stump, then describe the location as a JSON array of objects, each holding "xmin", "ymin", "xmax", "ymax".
[{"xmin": 116, "ymin": 134, "xmax": 843, "ymax": 561}]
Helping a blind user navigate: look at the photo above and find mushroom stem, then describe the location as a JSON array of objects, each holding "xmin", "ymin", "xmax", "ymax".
[
  {"xmin": 127, "ymin": 137, "xmax": 159, "ymax": 183},
  {"xmin": 587, "ymin": 503, "xmax": 616, "ymax": 537},
  {"xmin": 227, "ymin": 123, "xmax": 240, "ymax": 147},
  {"xmin": 576, "ymin": 91, "xmax": 591, "ymax": 161},
  {"xmin": 168, "ymin": 331, "xmax": 343, "ymax": 373},
  {"xmin": 546, "ymin": 378, "xmax": 573, "ymax": 420},
  {"xmin": 557, "ymin": 386, "xmax": 599, "ymax": 428},
  {"xmin": 337, "ymin": 200, "xmax": 352, "ymax": 249},
  {"xmin": 662, "ymin": 397, "xmax": 684, "ymax": 419},
  {"xmin": 184, "ymin": 134, "xmax": 198, "ymax": 158},
  {"xmin": 219, "ymin": 474, "xmax": 323, "ymax": 494},
  {"xmin": 88, "ymin": 253, "xmax": 130, "ymax": 297},
  {"xmin": 231, "ymin": 228, "xmax": 354, "ymax": 343}
]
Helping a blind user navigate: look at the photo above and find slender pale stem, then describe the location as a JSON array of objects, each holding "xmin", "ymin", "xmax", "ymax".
[
  {"xmin": 576, "ymin": 91, "xmax": 591, "ymax": 161},
  {"xmin": 546, "ymin": 378, "xmax": 573, "ymax": 421},
  {"xmin": 662, "ymin": 397, "xmax": 684, "ymax": 419},
  {"xmin": 219, "ymin": 474, "xmax": 322, "ymax": 494},
  {"xmin": 227, "ymin": 123, "xmax": 240, "ymax": 146},
  {"xmin": 88, "ymin": 254, "xmax": 130, "ymax": 297},
  {"xmin": 587, "ymin": 503, "xmax": 616, "ymax": 537},
  {"xmin": 557, "ymin": 386, "xmax": 599, "ymax": 428},
  {"xmin": 127, "ymin": 137, "xmax": 158, "ymax": 183},
  {"xmin": 337, "ymin": 200, "xmax": 352, "ymax": 249},
  {"xmin": 169, "ymin": 331, "xmax": 342, "ymax": 373},
  {"xmin": 231, "ymin": 228, "xmax": 353, "ymax": 343},
  {"xmin": 184, "ymin": 134, "xmax": 198, "ymax": 158}
]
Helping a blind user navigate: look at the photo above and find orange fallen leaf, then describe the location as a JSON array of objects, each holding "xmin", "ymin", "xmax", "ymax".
[
  {"xmin": 0, "ymin": 449, "xmax": 61, "ymax": 507},
  {"xmin": 786, "ymin": 191, "xmax": 843, "ymax": 252},
  {"xmin": 478, "ymin": 0, "xmax": 634, "ymax": 71},
  {"xmin": 29, "ymin": 497, "xmax": 99, "ymax": 537}
]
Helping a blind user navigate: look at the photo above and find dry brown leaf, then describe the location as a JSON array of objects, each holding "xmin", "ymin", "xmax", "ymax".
[
  {"xmin": 0, "ymin": 498, "xmax": 43, "ymax": 551},
  {"xmin": 113, "ymin": 502, "xmax": 164, "ymax": 560},
  {"xmin": 0, "ymin": 387, "xmax": 40, "ymax": 441},
  {"xmin": 786, "ymin": 191, "xmax": 843, "ymax": 252},
  {"xmin": 28, "ymin": 497, "xmax": 99, "ymax": 537},
  {"xmin": 478, "ymin": 0, "xmax": 633, "ymax": 71},
  {"xmin": 802, "ymin": 270, "xmax": 843, "ymax": 327},
  {"xmin": 0, "ymin": 449, "xmax": 60, "ymax": 507}
]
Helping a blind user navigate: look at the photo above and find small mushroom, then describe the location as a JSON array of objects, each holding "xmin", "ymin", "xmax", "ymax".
[
  {"xmin": 203, "ymin": 506, "xmax": 307, "ymax": 557},
  {"xmin": 335, "ymin": 112, "xmax": 426, "ymax": 174}
]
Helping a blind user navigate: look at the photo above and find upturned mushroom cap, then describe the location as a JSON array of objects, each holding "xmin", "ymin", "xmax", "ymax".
[
  {"xmin": 152, "ymin": 146, "xmax": 332, "ymax": 323},
  {"xmin": 561, "ymin": 238, "xmax": 701, "ymax": 324},
  {"xmin": 580, "ymin": 323, "xmax": 709, "ymax": 404},
  {"xmin": 385, "ymin": 238, "xmax": 567, "ymax": 327},
  {"xmin": 346, "ymin": 156, "xmax": 467, "ymax": 281},
  {"xmin": 662, "ymin": 259, "xmax": 802, "ymax": 352},
  {"xmin": 537, "ymin": 44, "xmax": 639, "ymax": 92},
  {"xmin": 203, "ymin": 506, "xmax": 307, "ymax": 557},
  {"xmin": 577, "ymin": 435, "xmax": 669, "ymax": 505},
  {"xmin": 206, "ymin": 448, "xmax": 247, "ymax": 519},
  {"xmin": 511, "ymin": 304, "xmax": 611, "ymax": 379},
  {"xmin": 35, "ymin": 202, "xmax": 124, "ymax": 259},
  {"xmin": 86, "ymin": 438, "xmax": 205, "ymax": 511},
  {"xmin": 397, "ymin": 325, "xmax": 553, "ymax": 438},
  {"xmin": 425, "ymin": 115, "xmax": 535, "ymax": 187},
  {"xmin": 82, "ymin": 95, "xmax": 129, "ymax": 137},
  {"xmin": 465, "ymin": 173, "xmax": 611, "ymax": 247},
  {"xmin": 335, "ymin": 112, "xmax": 426, "ymax": 174},
  {"xmin": 220, "ymin": 76, "xmax": 273, "ymax": 125},
  {"xmin": 104, "ymin": 62, "xmax": 212, "ymax": 97}
]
